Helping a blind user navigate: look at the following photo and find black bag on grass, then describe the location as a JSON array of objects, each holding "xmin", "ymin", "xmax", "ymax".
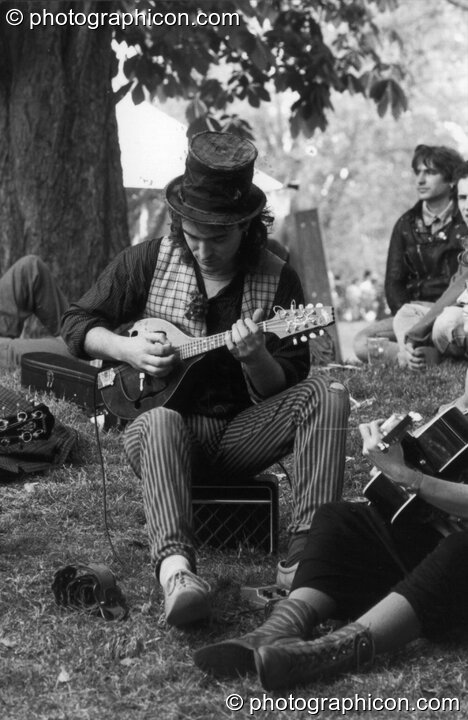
[{"xmin": 52, "ymin": 563, "xmax": 129, "ymax": 621}]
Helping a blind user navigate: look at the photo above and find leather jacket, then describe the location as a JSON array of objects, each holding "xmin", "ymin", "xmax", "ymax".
[{"xmin": 384, "ymin": 201, "xmax": 468, "ymax": 315}]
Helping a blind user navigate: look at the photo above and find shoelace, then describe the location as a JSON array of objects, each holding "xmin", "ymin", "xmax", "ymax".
[{"xmin": 167, "ymin": 570, "xmax": 210, "ymax": 594}]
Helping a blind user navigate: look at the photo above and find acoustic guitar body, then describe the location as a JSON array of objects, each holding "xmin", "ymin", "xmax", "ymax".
[
  {"xmin": 364, "ymin": 407, "xmax": 468, "ymax": 530},
  {"xmin": 404, "ymin": 406, "xmax": 468, "ymax": 481},
  {"xmin": 363, "ymin": 471, "xmax": 422, "ymax": 526}
]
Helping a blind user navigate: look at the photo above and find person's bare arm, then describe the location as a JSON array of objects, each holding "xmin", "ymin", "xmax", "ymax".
[{"xmin": 360, "ymin": 420, "xmax": 468, "ymax": 519}]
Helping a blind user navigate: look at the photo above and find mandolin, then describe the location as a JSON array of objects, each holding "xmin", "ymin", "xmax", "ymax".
[{"xmin": 97, "ymin": 302, "xmax": 334, "ymax": 420}]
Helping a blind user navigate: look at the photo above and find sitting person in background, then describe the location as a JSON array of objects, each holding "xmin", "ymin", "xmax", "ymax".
[
  {"xmin": 194, "ymin": 410, "xmax": 468, "ymax": 690},
  {"xmin": 402, "ymin": 161, "xmax": 468, "ymax": 367},
  {"xmin": 354, "ymin": 144, "xmax": 467, "ymax": 367},
  {"xmin": 0, "ymin": 255, "xmax": 72, "ymax": 368}
]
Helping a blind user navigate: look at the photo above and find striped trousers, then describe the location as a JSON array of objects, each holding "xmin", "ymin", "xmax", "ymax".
[{"xmin": 124, "ymin": 374, "xmax": 350, "ymax": 574}]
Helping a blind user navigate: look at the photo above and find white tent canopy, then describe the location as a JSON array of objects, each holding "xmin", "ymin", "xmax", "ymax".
[{"xmin": 116, "ymin": 94, "xmax": 283, "ymax": 193}]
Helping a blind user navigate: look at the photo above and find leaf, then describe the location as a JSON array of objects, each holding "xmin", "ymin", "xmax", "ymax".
[
  {"xmin": 256, "ymin": 85, "xmax": 271, "ymax": 102},
  {"xmin": 131, "ymin": 84, "xmax": 145, "ymax": 106},
  {"xmin": 56, "ymin": 668, "xmax": 71, "ymax": 684},
  {"xmin": 246, "ymin": 88, "xmax": 261, "ymax": 108},
  {"xmin": 0, "ymin": 637, "xmax": 17, "ymax": 648},
  {"xmin": 185, "ymin": 96, "xmax": 208, "ymax": 125},
  {"xmin": 24, "ymin": 482, "xmax": 38, "ymax": 493},
  {"xmin": 389, "ymin": 80, "xmax": 408, "ymax": 119},
  {"xmin": 113, "ymin": 81, "xmax": 133, "ymax": 105},
  {"xmin": 369, "ymin": 78, "xmax": 407, "ymax": 119},
  {"xmin": 387, "ymin": 29, "xmax": 405, "ymax": 51},
  {"xmin": 250, "ymin": 39, "xmax": 272, "ymax": 72},
  {"xmin": 228, "ymin": 26, "xmax": 256, "ymax": 55},
  {"xmin": 289, "ymin": 111, "xmax": 300, "ymax": 139},
  {"xmin": 123, "ymin": 55, "xmax": 140, "ymax": 80},
  {"xmin": 187, "ymin": 115, "xmax": 221, "ymax": 140},
  {"xmin": 344, "ymin": 73, "xmax": 364, "ymax": 95},
  {"xmin": 120, "ymin": 657, "xmax": 136, "ymax": 667}
]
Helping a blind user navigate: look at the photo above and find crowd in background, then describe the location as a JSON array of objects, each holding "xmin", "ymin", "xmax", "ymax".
[{"xmin": 329, "ymin": 269, "xmax": 387, "ymax": 323}]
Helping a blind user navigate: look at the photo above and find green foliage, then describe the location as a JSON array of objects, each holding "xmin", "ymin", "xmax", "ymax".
[{"xmin": 116, "ymin": 0, "xmax": 409, "ymax": 137}]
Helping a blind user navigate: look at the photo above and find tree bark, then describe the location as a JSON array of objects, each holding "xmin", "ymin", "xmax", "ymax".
[{"xmin": 0, "ymin": 0, "xmax": 128, "ymax": 300}]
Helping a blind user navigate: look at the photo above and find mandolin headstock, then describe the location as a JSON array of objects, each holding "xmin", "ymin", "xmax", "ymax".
[
  {"xmin": 0, "ymin": 403, "xmax": 55, "ymax": 447},
  {"xmin": 266, "ymin": 302, "xmax": 335, "ymax": 343}
]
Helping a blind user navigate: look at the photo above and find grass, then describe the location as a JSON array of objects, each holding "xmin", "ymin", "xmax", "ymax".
[{"xmin": 1, "ymin": 361, "xmax": 468, "ymax": 719}]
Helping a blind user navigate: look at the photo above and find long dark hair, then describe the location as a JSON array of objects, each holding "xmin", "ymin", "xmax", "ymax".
[{"xmin": 168, "ymin": 208, "xmax": 275, "ymax": 273}]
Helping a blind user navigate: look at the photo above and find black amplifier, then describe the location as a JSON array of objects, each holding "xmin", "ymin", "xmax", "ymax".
[{"xmin": 192, "ymin": 474, "xmax": 279, "ymax": 554}]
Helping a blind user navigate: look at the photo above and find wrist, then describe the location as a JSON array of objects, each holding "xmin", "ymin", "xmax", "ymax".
[
  {"xmin": 240, "ymin": 346, "xmax": 270, "ymax": 368},
  {"xmin": 110, "ymin": 334, "xmax": 131, "ymax": 363},
  {"xmin": 406, "ymin": 469, "xmax": 424, "ymax": 495}
]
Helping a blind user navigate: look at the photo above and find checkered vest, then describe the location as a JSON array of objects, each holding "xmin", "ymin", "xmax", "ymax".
[{"xmin": 143, "ymin": 236, "xmax": 285, "ymax": 336}]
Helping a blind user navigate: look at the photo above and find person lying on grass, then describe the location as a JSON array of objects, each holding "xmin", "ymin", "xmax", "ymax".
[{"xmin": 194, "ymin": 409, "xmax": 468, "ymax": 690}]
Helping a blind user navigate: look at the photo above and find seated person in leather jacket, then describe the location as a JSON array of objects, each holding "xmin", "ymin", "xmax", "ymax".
[{"xmin": 354, "ymin": 145, "xmax": 467, "ymax": 367}]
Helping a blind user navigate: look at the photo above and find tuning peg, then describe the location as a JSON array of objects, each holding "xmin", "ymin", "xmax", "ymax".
[
  {"xmin": 306, "ymin": 303, "xmax": 314, "ymax": 310},
  {"xmin": 309, "ymin": 332, "xmax": 316, "ymax": 339},
  {"xmin": 300, "ymin": 335, "xmax": 308, "ymax": 342},
  {"xmin": 316, "ymin": 302, "xmax": 323, "ymax": 308},
  {"xmin": 318, "ymin": 329, "xmax": 325, "ymax": 336},
  {"xmin": 293, "ymin": 338, "xmax": 298, "ymax": 345}
]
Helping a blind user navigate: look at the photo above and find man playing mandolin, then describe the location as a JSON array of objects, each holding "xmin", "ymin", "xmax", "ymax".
[{"xmin": 61, "ymin": 131, "xmax": 350, "ymax": 627}]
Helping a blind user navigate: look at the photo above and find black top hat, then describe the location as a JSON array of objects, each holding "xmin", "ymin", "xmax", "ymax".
[{"xmin": 165, "ymin": 131, "xmax": 266, "ymax": 225}]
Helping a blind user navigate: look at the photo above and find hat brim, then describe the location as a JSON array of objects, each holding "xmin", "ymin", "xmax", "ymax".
[{"xmin": 165, "ymin": 175, "xmax": 267, "ymax": 226}]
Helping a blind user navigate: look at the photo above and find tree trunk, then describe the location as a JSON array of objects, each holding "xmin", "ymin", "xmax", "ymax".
[{"xmin": 0, "ymin": 0, "xmax": 128, "ymax": 301}]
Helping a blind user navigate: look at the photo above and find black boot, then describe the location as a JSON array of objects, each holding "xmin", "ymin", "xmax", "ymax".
[
  {"xmin": 193, "ymin": 598, "xmax": 317, "ymax": 678},
  {"xmin": 255, "ymin": 621, "xmax": 375, "ymax": 691}
]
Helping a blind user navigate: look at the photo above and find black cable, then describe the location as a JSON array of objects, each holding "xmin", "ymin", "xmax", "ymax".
[{"xmin": 92, "ymin": 379, "xmax": 126, "ymax": 567}]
